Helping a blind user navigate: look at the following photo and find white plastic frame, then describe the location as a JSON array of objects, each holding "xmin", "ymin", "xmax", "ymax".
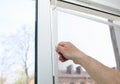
[
  {"xmin": 51, "ymin": 0, "xmax": 120, "ymax": 20},
  {"xmin": 37, "ymin": 0, "xmax": 120, "ymax": 84},
  {"xmin": 37, "ymin": 0, "xmax": 53, "ymax": 84},
  {"xmin": 59, "ymin": 0, "xmax": 120, "ymax": 17},
  {"xmin": 109, "ymin": 21, "xmax": 120, "ymax": 70}
]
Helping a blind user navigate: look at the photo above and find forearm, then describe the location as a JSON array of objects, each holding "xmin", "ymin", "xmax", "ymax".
[{"xmin": 73, "ymin": 54, "xmax": 120, "ymax": 84}]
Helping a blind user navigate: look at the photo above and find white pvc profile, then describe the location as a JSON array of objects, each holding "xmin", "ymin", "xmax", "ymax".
[
  {"xmin": 50, "ymin": 7, "xmax": 58, "ymax": 84},
  {"xmin": 62, "ymin": 0, "xmax": 120, "ymax": 16},
  {"xmin": 55, "ymin": 0, "xmax": 120, "ymax": 20},
  {"xmin": 110, "ymin": 21, "xmax": 120, "ymax": 70},
  {"xmin": 109, "ymin": 24, "xmax": 120, "ymax": 70},
  {"xmin": 37, "ymin": 0, "xmax": 53, "ymax": 84},
  {"xmin": 56, "ymin": 7, "xmax": 120, "ymax": 29}
]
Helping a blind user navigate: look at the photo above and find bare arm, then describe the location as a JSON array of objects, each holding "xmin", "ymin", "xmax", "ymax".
[
  {"xmin": 77, "ymin": 54, "xmax": 120, "ymax": 84},
  {"xmin": 56, "ymin": 42, "xmax": 120, "ymax": 84}
]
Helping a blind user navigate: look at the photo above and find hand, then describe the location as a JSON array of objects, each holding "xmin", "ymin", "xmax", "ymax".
[{"xmin": 56, "ymin": 42, "xmax": 83, "ymax": 62}]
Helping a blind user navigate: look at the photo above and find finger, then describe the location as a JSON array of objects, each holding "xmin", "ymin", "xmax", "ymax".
[
  {"xmin": 58, "ymin": 42, "xmax": 66, "ymax": 47},
  {"xmin": 58, "ymin": 52, "xmax": 68, "ymax": 62},
  {"xmin": 59, "ymin": 55, "xmax": 68, "ymax": 62},
  {"xmin": 56, "ymin": 45, "xmax": 64, "ymax": 53}
]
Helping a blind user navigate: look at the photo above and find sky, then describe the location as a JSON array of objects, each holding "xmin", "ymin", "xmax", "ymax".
[
  {"xmin": 0, "ymin": 0, "xmax": 35, "ymax": 35},
  {"xmin": 57, "ymin": 11, "xmax": 116, "ymax": 70}
]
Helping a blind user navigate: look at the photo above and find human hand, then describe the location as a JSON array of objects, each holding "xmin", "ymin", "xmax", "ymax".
[{"xmin": 56, "ymin": 42, "xmax": 82, "ymax": 62}]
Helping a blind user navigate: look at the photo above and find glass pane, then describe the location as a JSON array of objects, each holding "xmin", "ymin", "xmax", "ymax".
[
  {"xmin": 0, "ymin": 0, "xmax": 35, "ymax": 84},
  {"xmin": 57, "ymin": 11, "xmax": 116, "ymax": 84}
]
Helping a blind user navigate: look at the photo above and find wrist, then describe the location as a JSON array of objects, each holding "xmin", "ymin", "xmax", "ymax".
[{"xmin": 73, "ymin": 52, "xmax": 87, "ymax": 64}]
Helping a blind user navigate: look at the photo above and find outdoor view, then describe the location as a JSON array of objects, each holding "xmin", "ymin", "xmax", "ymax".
[
  {"xmin": 0, "ymin": 0, "xmax": 35, "ymax": 84},
  {"xmin": 57, "ymin": 11, "xmax": 116, "ymax": 84}
]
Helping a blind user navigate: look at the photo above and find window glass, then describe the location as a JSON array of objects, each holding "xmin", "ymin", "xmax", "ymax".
[
  {"xmin": 0, "ymin": 0, "xmax": 35, "ymax": 84},
  {"xmin": 57, "ymin": 11, "xmax": 116, "ymax": 84}
]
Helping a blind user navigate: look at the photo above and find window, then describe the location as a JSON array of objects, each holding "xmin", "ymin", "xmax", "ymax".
[
  {"xmin": 57, "ymin": 11, "xmax": 116, "ymax": 84},
  {"xmin": 0, "ymin": 0, "xmax": 36, "ymax": 84},
  {"xmin": 38, "ymin": 0, "xmax": 120, "ymax": 84}
]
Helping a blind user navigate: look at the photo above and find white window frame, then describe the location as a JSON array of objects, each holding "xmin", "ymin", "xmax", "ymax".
[
  {"xmin": 109, "ymin": 20, "xmax": 120, "ymax": 70},
  {"xmin": 37, "ymin": 0, "xmax": 120, "ymax": 84},
  {"xmin": 51, "ymin": 0, "xmax": 120, "ymax": 20},
  {"xmin": 37, "ymin": 0, "xmax": 53, "ymax": 84}
]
